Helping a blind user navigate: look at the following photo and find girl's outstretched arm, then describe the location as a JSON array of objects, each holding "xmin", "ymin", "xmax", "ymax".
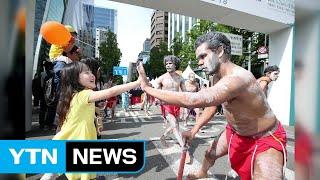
[{"xmin": 88, "ymin": 80, "xmax": 140, "ymax": 103}]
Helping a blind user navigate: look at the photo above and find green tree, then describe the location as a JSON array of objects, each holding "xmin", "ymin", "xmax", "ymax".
[
  {"xmin": 98, "ymin": 29, "xmax": 122, "ymax": 81},
  {"xmin": 229, "ymin": 28, "xmax": 267, "ymax": 77},
  {"xmin": 171, "ymin": 32, "xmax": 183, "ymax": 56},
  {"xmin": 177, "ymin": 20, "xmax": 215, "ymax": 70},
  {"xmin": 170, "ymin": 20, "xmax": 266, "ymax": 77},
  {"xmin": 145, "ymin": 41, "xmax": 171, "ymax": 78}
]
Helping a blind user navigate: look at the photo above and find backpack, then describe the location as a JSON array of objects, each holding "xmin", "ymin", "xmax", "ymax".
[
  {"xmin": 44, "ymin": 70, "xmax": 56, "ymax": 106},
  {"xmin": 44, "ymin": 60, "xmax": 66, "ymax": 106}
]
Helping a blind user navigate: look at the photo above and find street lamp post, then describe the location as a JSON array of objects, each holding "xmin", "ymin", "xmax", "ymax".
[{"xmin": 248, "ymin": 37, "xmax": 252, "ymax": 72}]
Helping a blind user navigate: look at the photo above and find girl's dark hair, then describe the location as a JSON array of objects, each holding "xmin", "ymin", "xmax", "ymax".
[
  {"xmin": 80, "ymin": 57, "xmax": 100, "ymax": 79},
  {"xmin": 56, "ymin": 61, "xmax": 88, "ymax": 127}
]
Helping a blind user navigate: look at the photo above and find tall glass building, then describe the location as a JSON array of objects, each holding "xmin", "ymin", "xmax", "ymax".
[
  {"xmin": 79, "ymin": 3, "xmax": 95, "ymax": 57},
  {"xmin": 33, "ymin": 0, "xmax": 48, "ymax": 57},
  {"xmin": 94, "ymin": 7, "xmax": 117, "ymax": 34},
  {"xmin": 143, "ymin": 38, "xmax": 151, "ymax": 52},
  {"xmin": 94, "ymin": 7, "xmax": 117, "ymax": 58},
  {"xmin": 83, "ymin": 3, "xmax": 95, "ymax": 33},
  {"xmin": 33, "ymin": 0, "xmax": 67, "ymax": 75}
]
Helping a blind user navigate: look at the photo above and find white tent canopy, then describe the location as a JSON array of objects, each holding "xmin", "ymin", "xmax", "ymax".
[
  {"xmin": 182, "ymin": 65, "xmax": 209, "ymax": 87},
  {"xmin": 150, "ymin": 78, "xmax": 159, "ymax": 88},
  {"xmin": 149, "ymin": 65, "xmax": 209, "ymax": 89}
]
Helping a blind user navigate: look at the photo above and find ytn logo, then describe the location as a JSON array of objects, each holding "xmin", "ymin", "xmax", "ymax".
[{"xmin": 9, "ymin": 148, "xmax": 57, "ymax": 164}]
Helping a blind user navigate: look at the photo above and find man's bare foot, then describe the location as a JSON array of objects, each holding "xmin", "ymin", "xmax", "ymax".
[
  {"xmin": 187, "ymin": 169, "xmax": 208, "ymax": 179},
  {"xmin": 185, "ymin": 152, "xmax": 193, "ymax": 164}
]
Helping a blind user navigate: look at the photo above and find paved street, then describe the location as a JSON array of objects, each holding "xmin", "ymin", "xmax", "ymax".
[{"xmin": 27, "ymin": 105, "xmax": 295, "ymax": 180}]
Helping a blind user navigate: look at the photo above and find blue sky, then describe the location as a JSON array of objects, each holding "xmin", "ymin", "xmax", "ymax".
[{"xmin": 94, "ymin": 0, "xmax": 153, "ymax": 67}]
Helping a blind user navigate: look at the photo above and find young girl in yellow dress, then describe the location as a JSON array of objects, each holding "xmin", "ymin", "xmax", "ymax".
[{"xmin": 43, "ymin": 61, "xmax": 140, "ymax": 180}]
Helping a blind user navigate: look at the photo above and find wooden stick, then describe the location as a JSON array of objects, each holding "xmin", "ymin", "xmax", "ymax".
[{"xmin": 177, "ymin": 141, "xmax": 188, "ymax": 180}]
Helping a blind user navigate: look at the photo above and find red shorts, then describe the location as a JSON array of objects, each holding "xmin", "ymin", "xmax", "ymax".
[
  {"xmin": 106, "ymin": 97, "xmax": 117, "ymax": 108},
  {"xmin": 295, "ymin": 128, "xmax": 313, "ymax": 167},
  {"xmin": 131, "ymin": 96, "xmax": 141, "ymax": 105},
  {"xmin": 225, "ymin": 121, "xmax": 287, "ymax": 180},
  {"xmin": 160, "ymin": 105, "xmax": 180, "ymax": 119}
]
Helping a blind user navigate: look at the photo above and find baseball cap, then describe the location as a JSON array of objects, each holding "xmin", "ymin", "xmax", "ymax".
[{"xmin": 64, "ymin": 25, "xmax": 77, "ymax": 35}]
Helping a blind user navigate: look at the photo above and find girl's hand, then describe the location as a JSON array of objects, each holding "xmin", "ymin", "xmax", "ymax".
[
  {"xmin": 137, "ymin": 63, "xmax": 149, "ymax": 84},
  {"xmin": 137, "ymin": 63, "xmax": 151, "ymax": 91}
]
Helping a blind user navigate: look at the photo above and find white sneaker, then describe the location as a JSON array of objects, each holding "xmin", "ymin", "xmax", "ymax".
[{"xmin": 40, "ymin": 173, "xmax": 59, "ymax": 180}]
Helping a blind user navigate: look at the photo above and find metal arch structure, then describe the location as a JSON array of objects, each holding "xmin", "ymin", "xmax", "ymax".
[{"xmin": 110, "ymin": 0, "xmax": 294, "ymax": 34}]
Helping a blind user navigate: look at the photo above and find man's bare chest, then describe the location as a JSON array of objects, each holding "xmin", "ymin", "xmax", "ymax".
[
  {"xmin": 161, "ymin": 78, "xmax": 181, "ymax": 89},
  {"xmin": 186, "ymin": 83, "xmax": 197, "ymax": 92},
  {"xmin": 222, "ymin": 97, "xmax": 238, "ymax": 110}
]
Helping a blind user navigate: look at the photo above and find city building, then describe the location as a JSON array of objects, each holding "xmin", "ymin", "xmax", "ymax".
[
  {"xmin": 94, "ymin": 7, "xmax": 117, "ymax": 34},
  {"xmin": 143, "ymin": 38, "xmax": 151, "ymax": 52},
  {"xmin": 95, "ymin": 27, "xmax": 108, "ymax": 58},
  {"xmin": 137, "ymin": 38, "xmax": 151, "ymax": 64},
  {"xmin": 78, "ymin": 3, "xmax": 95, "ymax": 57},
  {"xmin": 63, "ymin": 0, "xmax": 95, "ymax": 57},
  {"xmin": 168, "ymin": 13, "xmax": 198, "ymax": 49},
  {"xmin": 93, "ymin": 6, "xmax": 117, "ymax": 58},
  {"xmin": 78, "ymin": 29, "xmax": 95, "ymax": 57},
  {"xmin": 127, "ymin": 62, "xmax": 138, "ymax": 82},
  {"xmin": 33, "ymin": 0, "xmax": 48, "ymax": 57},
  {"xmin": 150, "ymin": 10, "xmax": 168, "ymax": 49},
  {"xmin": 138, "ymin": 51, "xmax": 150, "ymax": 64}
]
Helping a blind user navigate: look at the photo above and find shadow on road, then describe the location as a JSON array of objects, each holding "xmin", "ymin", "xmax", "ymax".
[{"xmin": 118, "ymin": 141, "xmax": 170, "ymax": 179}]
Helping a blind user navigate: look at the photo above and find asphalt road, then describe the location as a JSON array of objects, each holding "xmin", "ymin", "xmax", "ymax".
[{"xmin": 26, "ymin": 105, "xmax": 295, "ymax": 180}]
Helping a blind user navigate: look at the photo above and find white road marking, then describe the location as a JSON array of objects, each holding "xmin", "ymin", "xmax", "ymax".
[
  {"xmin": 129, "ymin": 111, "xmax": 140, "ymax": 123},
  {"xmin": 151, "ymin": 138, "xmax": 218, "ymax": 179}
]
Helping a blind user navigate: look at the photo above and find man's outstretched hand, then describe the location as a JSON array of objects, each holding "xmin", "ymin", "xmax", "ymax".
[
  {"xmin": 137, "ymin": 62, "xmax": 150, "ymax": 91},
  {"xmin": 182, "ymin": 130, "xmax": 196, "ymax": 145}
]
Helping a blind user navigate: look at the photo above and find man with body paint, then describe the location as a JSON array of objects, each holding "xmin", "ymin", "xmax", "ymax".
[
  {"xmin": 155, "ymin": 55, "xmax": 192, "ymax": 164},
  {"xmin": 183, "ymin": 72, "xmax": 200, "ymax": 126},
  {"xmin": 137, "ymin": 32, "xmax": 287, "ymax": 180},
  {"xmin": 257, "ymin": 65, "xmax": 280, "ymax": 97}
]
